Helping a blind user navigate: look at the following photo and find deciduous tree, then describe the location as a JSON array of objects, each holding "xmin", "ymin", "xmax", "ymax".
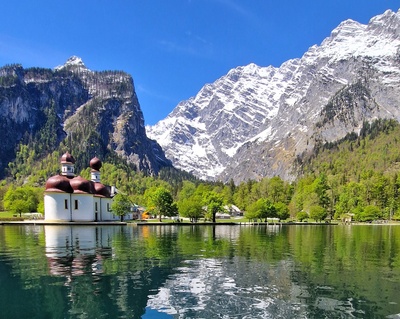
[
  {"xmin": 177, "ymin": 195, "xmax": 204, "ymax": 222},
  {"xmin": 146, "ymin": 187, "xmax": 177, "ymax": 222},
  {"xmin": 111, "ymin": 193, "xmax": 132, "ymax": 221},
  {"xmin": 203, "ymin": 191, "xmax": 224, "ymax": 223}
]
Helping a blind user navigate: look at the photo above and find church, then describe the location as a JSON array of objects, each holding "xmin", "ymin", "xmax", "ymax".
[{"xmin": 44, "ymin": 152, "xmax": 120, "ymax": 222}]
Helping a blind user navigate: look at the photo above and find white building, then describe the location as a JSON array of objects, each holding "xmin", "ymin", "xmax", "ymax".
[{"xmin": 44, "ymin": 152, "xmax": 120, "ymax": 222}]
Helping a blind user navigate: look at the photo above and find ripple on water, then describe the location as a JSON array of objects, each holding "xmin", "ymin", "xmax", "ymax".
[{"xmin": 146, "ymin": 257, "xmax": 310, "ymax": 318}]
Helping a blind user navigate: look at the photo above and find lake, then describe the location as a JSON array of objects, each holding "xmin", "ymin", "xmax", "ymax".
[{"xmin": 0, "ymin": 224, "xmax": 399, "ymax": 318}]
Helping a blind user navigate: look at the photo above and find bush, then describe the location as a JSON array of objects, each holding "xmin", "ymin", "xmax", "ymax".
[
  {"xmin": 309, "ymin": 205, "xmax": 327, "ymax": 222},
  {"xmin": 360, "ymin": 205, "xmax": 382, "ymax": 222},
  {"xmin": 296, "ymin": 211, "xmax": 308, "ymax": 222}
]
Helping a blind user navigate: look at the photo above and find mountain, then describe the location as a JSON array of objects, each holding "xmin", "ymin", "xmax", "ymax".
[
  {"xmin": 0, "ymin": 56, "xmax": 171, "ymax": 178},
  {"xmin": 147, "ymin": 9, "xmax": 400, "ymax": 183}
]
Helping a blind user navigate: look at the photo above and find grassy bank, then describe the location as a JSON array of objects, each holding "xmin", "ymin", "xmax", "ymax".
[{"xmin": 0, "ymin": 211, "xmax": 16, "ymax": 218}]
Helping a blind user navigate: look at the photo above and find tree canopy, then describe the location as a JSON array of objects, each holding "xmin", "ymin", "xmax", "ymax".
[
  {"xmin": 3, "ymin": 119, "xmax": 400, "ymax": 223},
  {"xmin": 145, "ymin": 186, "xmax": 177, "ymax": 221},
  {"xmin": 111, "ymin": 193, "xmax": 132, "ymax": 221}
]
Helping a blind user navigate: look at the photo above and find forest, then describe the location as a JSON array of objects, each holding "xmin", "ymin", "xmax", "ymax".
[{"xmin": 2, "ymin": 118, "xmax": 400, "ymax": 223}]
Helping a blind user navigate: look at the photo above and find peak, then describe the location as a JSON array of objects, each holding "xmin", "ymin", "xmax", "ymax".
[
  {"xmin": 228, "ymin": 63, "xmax": 261, "ymax": 78},
  {"xmin": 242, "ymin": 63, "xmax": 261, "ymax": 73},
  {"xmin": 367, "ymin": 9, "xmax": 400, "ymax": 33},
  {"xmin": 65, "ymin": 56, "xmax": 85, "ymax": 66},
  {"xmin": 55, "ymin": 56, "xmax": 88, "ymax": 71},
  {"xmin": 330, "ymin": 19, "xmax": 364, "ymax": 37},
  {"xmin": 372, "ymin": 9, "xmax": 397, "ymax": 20}
]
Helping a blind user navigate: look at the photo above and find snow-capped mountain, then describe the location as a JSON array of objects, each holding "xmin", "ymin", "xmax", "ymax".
[{"xmin": 147, "ymin": 9, "xmax": 400, "ymax": 183}]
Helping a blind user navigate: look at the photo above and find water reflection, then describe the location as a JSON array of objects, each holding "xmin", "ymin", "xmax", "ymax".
[
  {"xmin": 145, "ymin": 258, "xmax": 307, "ymax": 319},
  {"xmin": 45, "ymin": 226, "xmax": 114, "ymax": 278},
  {"xmin": 144, "ymin": 225, "xmax": 307, "ymax": 318},
  {"xmin": 0, "ymin": 224, "xmax": 400, "ymax": 318}
]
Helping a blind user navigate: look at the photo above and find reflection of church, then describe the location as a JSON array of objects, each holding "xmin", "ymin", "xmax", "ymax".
[{"xmin": 44, "ymin": 152, "xmax": 119, "ymax": 221}]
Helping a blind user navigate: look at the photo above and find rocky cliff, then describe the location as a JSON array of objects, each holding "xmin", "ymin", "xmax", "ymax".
[{"xmin": 0, "ymin": 56, "xmax": 171, "ymax": 178}]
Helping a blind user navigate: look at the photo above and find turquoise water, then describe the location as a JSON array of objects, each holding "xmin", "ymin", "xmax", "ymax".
[{"xmin": 0, "ymin": 224, "xmax": 400, "ymax": 318}]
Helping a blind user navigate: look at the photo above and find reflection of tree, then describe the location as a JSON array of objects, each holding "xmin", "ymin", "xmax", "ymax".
[
  {"xmin": 1, "ymin": 225, "xmax": 48, "ymax": 285},
  {"xmin": 1, "ymin": 225, "xmax": 400, "ymax": 318},
  {"xmin": 176, "ymin": 226, "xmax": 232, "ymax": 259},
  {"xmin": 0, "ymin": 226, "xmax": 181, "ymax": 318},
  {"xmin": 288, "ymin": 225, "xmax": 400, "ymax": 317}
]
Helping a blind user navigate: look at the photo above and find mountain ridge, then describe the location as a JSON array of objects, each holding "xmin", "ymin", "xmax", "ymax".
[
  {"xmin": 0, "ymin": 57, "xmax": 171, "ymax": 180},
  {"xmin": 147, "ymin": 9, "xmax": 400, "ymax": 183}
]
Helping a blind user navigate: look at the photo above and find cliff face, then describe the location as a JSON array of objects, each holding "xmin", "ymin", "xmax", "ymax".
[
  {"xmin": 0, "ymin": 57, "xmax": 171, "ymax": 178},
  {"xmin": 147, "ymin": 9, "xmax": 400, "ymax": 183}
]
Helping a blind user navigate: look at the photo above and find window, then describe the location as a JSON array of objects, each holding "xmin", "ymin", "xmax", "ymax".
[
  {"xmin": 107, "ymin": 203, "xmax": 110, "ymax": 212},
  {"xmin": 74, "ymin": 200, "xmax": 78, "ymax": 210},
  {"xmin": 95, "ymin": 202, "xmax": 98, "ymax": 212},
  {"xmin": 64, "ymin": 199, "xmax": 68, "ymax": 210}
]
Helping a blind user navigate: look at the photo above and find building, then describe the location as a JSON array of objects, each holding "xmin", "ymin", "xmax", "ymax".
[{"xmin": 44, "ymin": 152, "xmax": 120, "ymax": 222}]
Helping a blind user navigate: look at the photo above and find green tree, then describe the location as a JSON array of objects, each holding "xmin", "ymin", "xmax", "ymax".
[
  {"xmin": 245, "ymin": 199, "xmax": 264, "ymax": 222},
  {"xmin": 3, "ymin": 186, "xmax": 39, "ymax": 217},
  {"xmin": 309, "ymin": 205, "xmax": 327, "ymax": 222},
  {"xmin": 233, "ymin": 182, "xmax": 251, "ymax": 211},
  {"xmin": 313, "ymin": 173, "xmax": 330, "ymax": 209},
  {"xmin": 177, "ymin": 195, "xmax": 204, "ymax": 222},
  {"xmin": 146, "ymin": 187, "xmax": 177, "ymax": 222},
  {"xmin": 296, "ymin": 211, "xmax": 308, "ymax": 222},
  {"xmin": 8, "ymin": 199, "xmax": 30, "ymax": 217},
  {"xmin": 357, "ymin": 205, "xmax": 382, "ymax": 222},
  {"xmin": 275, "ymin": 202, "xmax": 290, "ymax": 220},
  {"xmin": 203, "ymin": 191, "xmax": 224, "ymax": 223},
  {"xmin": 266, "ymin": 176, "xmax": 287, "ymax": 203},
  {"xmin": 111, "ymin": 193, "xmax": 132, "ymax": 221},
  {"xmin": 177, "ymin": 181, "xmax": 197, "ymax": 202},
  {"xmin": 334, "ymin": 181, "xmax": 364, "ymax": 219},
  {"xmin": 245, "ymin": 198, "xmax": 277, "ymax": 222},
  {"xmin": 260, "ymin": 199, "xmax": 277, "ymax": 221}
]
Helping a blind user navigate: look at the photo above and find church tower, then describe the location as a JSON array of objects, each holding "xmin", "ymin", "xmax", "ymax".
[
  {"xmin": 60, "ymin": 152, "xmax": 76, "ymax": 177},
  {"xmin": 90, "ymin": 157, "xmax": 102, "ymax": 182}
]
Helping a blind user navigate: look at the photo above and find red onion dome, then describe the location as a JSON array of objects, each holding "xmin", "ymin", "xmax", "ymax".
[
  {"xmin": 94, "ymin": 183, "xmax": 111, "ymax": 198},
  {"xmin": 45, "ymin": 175, "xmax": 73, "ymax": 193},
  {"xmin": 61, "ymin": 152, "xmax": 76, "ymax": 164},
  {"xmin": 70, "ymin": 176, "xmax": 94, "ymax": 194},
  {"xmin": 89, "ymin": 157, "xmax": 102, "ymax": 171}
]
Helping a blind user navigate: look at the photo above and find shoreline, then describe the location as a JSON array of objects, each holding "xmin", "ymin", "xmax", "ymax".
[
  {"xmin": 0, "ymin": 220, "xmax": 127, "ymax": 226},
  {"xmin": 0, "ymin": 220, "xmax": 337, "ymax": 226},
  {"xmin": 1, "ymin": 220, "xmax": 399, "ymax": 226}
]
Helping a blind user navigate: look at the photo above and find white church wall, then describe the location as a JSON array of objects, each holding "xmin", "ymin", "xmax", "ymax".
[
  {"xmin": 44, "ymin": 193, "xmax": 71, "ymax": 221},
  {"xmin": 71, "ymin": 194, "xmax": 95, "ymax": 221},
  {"xmin": 100, "ymin": 198, "xmax": 115, "ymax": 220}
]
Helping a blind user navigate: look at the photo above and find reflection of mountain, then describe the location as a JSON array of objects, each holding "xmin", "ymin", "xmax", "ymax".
[
  {"xmin": 0, "ymin": 225, "xmax": 181, "ymax": 319},
  {"xmin": 145, "ymin": 252, "xmax": 307, "ymax": 318},
  {"xmin": 1, "ymin": 225, "xmax": 400, "ymax": 318}
]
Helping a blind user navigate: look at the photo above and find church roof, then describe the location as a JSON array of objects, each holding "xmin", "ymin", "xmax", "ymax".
[
  {"xmin": 61, "ymin": 152, "xmax": 76, "ymax": 164},
  {"xmin": 45, "ymin": 153, "xmax": 112, "ymax": 198},
  {"xmin": 90, "ymin": 157, "xmax": 102, "ymax": 171},
  {"xmin": 45, "ymin": 175, "xmax": 74, "ymax": 193}
]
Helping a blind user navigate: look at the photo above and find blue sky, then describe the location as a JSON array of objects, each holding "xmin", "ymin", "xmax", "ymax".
[{"xmin": 0, "ymin": 1, "xmax": 399, "ymax": 125}]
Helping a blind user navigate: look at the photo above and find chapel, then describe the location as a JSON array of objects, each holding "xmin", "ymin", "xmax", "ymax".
[{"xmin": 44, "ymin": 152, "xmax": 119, "ymax": 221}]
